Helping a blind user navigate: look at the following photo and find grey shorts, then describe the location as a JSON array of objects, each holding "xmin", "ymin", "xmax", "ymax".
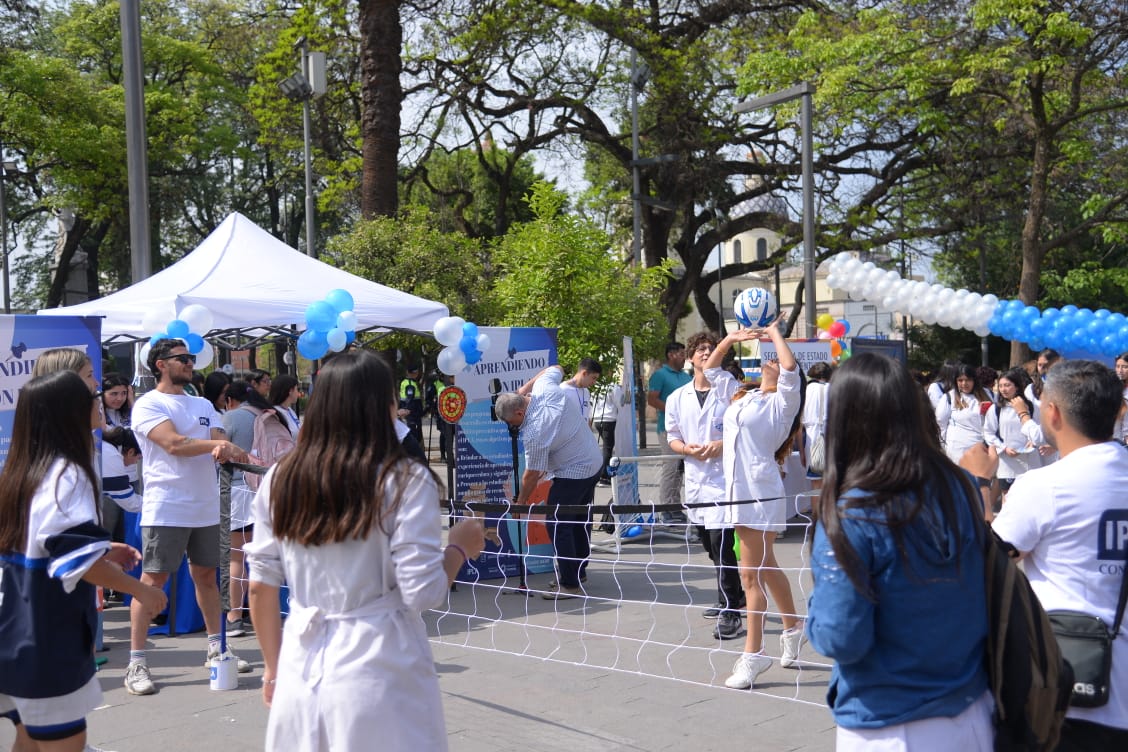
[{"xmin": 141, "ymin": 524, "xmax": 221, "ymax": 572}]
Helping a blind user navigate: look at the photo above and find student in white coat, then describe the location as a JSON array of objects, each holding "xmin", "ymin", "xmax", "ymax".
[
  {"xmin": 705, "ymin": 319, "xmax": 806, "ymax": 690},
  {"xmin": 982, "ymin": 367, "xmax": 1042, "ymax": 509},
  {"xmin": 665, "ymin": 331, "xmax": 745, "ymax": 641},
  {"xmin": 246, "ymin": 349, "xmax": 486, "ymax": 752}
]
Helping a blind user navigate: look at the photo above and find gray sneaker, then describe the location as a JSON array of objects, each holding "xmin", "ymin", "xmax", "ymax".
[
  {"xmin": 225, "ymin": 618, "xmax": 247, "ymax": 638},
  {"xmin": 124, "ymin": 662, "xmax": 155, "ymax": 695},
  {"xmin": 206, "ymin": 646, "xmax": 252, "ymax": 673}
]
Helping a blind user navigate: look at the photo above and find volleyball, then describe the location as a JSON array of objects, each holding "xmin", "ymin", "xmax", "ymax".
[{"xmin": 733, "ymin": 287, "xmax": 777, "ymax": 327}]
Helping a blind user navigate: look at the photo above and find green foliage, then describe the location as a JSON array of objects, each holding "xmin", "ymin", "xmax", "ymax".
[
  {"xmin": 1041, "ymin": 261, "xmax": 1128, "ymax": 312},
  {"xmin": 490, "ymin": 182, "xmax": 670, "ymax": 374}
]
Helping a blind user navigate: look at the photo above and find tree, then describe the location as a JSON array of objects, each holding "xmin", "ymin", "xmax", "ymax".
[{"xmin": 490, "ymin": 182, "xmax": 670, "ymax": 373}]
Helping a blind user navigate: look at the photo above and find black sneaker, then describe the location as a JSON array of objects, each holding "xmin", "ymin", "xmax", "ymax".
[
  {"xmin": 704, "ymin": 603, "xmax": 724, "ymax": 619},
  {"xmin": 713, "ymin": 611, "xmax": 746, "ymax": 640}
]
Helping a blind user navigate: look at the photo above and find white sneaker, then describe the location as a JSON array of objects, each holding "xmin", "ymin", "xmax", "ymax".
[
  {"xmin": 724, "ymin": 653, "xmax": 772, "ymax": 689},
  {"xmin": 206, "ymin": 646, "xmax": 252, "ymax": 673},
  {"xmin": 124, "ymin": 662, "xmax": 155, "ymax": 695},
  {"xmin": 780, "ymin": 624, "xmax": 807, "ymax": 668}
]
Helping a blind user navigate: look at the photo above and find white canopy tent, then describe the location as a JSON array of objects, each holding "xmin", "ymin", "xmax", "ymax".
[{"xmin": 40, "ymin": 212, "xmax": 448, "ymax": 346}]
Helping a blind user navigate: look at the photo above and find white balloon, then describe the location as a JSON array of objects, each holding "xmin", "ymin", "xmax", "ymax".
[
  {"xmin": 433, "ymin": 317, "xmax": 466, "ymax": 347},
  {"xmin": 982, "ymin": 293, "xmax": 999, "ymax": 306},
  {"xmin": 881, "ymin": 295, "xmax": 898, "ymax": 311},
  {"xmin": 842, "ymin": 257, "xmax": 861, "ymax": 274},
  {"xmin": 833, "ymin": 252, "xmax": 852, "ymax": 267},
  {"xmin": 954, "ymin": 288, "xmax": 970, "ymax": 300},
  {"xmin": 437, "ymin": 346, "xmax": 467, "ymax": 375},
  {"xmin": 195, "ymin": 341, "xmax": 214, "ymax": 369},
  {"xmin": 475, "ymin": 333, "xmax": 491, "ymax": 353},
  {"xmin": 825, "ymin": 273, "xmax": 841, "ymax": 288},
  {"xmin": 177, "ymin": 304, "xmax": 214, "ymax": 334},
  {"xmin": 885, "ymin": 270, "xmax": 902, "ymax": 284},
  {"xmin": 873, "ymin": 278, "xmax": 893, "ymax": 298},
  {"xmin": 337, "ymin": 310, "xmax": 358, "ymax": 332},
  {"xmin": 930, "ymin": 283, "xmax": 945, "ymax": 294},
  {"xmin": 861, "ymin": 261, "xmax": 876, "ymax": 274},
  {"xmin": 139, "ymin": 343, "xmax": 152, "ymax": 369},
  {"xmin": 974, "ymin": 324, "xmax": 991, "ymax": 337},
  {"xmin": 849, "ymin": 288, "xmax": 866, "ymax": 301}
]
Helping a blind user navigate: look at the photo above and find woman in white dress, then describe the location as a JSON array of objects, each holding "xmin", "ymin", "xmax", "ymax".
[
  {"xmin": 704, "ymin": 319, "xmax": 805, "ymax": 690},
  {"xmin": 246, "ymin": 349, "xmax": 485, "ymax": 752},
  {"xmin": 982, "ymin": 368, "xmax": 1041, "ymax": 509}
]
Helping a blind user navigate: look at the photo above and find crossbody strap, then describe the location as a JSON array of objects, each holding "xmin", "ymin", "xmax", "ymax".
[{"xmin": 1113, "ymin": 556, "xmax": 1128, "ymax": 636}]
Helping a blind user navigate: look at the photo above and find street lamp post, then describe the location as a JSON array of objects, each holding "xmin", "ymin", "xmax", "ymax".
[
  {"xmin": 0, "ymin": 146, "xmax": 17, "ymax": 314},
  {"xmin": 735, "ymin": 83, "xmax": 817, "ymax": 338},
  {"xmin": 279, "ymin": 38, "xmax": 326, "ymax": 258}
]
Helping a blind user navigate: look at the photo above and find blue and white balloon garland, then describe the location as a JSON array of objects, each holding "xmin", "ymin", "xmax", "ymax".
[
  {"xmin": 432, "ymin": 316, "xmax": 491, "ymax": 375},
  {"xmin": 297, "ymin": 289, "xmax": 358, "ymax": 360},
  {"xmin": 824, "ymin": 252, "xmax": 1128, "ymax": 358},
  {"xmin": 140, "ymin": 303, "xmax": 216, "ymax": 369}
]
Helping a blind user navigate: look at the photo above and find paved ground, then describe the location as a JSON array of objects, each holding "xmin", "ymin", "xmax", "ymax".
[{"xmin": 2, "ymin": 426, "xmax": 837, "ymax": 751}]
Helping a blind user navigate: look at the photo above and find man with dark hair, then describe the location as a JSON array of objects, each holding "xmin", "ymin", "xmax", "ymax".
[
  {"xmin": 993, "ymin": 360, "xmax": 1128, "ymax": 749},
  {"xmin": 125, "ymin": 338, "xmax": 250, "ymax": 696},
  {"xmin": 561, "ymin": 358, "xmax": 602, "ymax": 423},
  {"xmin": 665, "ymin": 331, "xmax": 746, "ymax": 640},
  {"xmin": 648, "ymin": 343, "xmax": 690, "ymax": 519}
]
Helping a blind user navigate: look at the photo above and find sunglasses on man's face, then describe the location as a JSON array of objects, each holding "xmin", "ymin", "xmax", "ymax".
[{"xmin": 161, "ymin": 354, "xmax": 197, "ymax": 365}]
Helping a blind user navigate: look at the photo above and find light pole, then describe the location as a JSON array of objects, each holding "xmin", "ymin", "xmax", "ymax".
[
  {"xmin": 735, "ymin": 83, "xmax": 817, "ymax": 338},
  {"xmin": 0, "ymin": 146, "xmax": 17, "ymax": 314},
  {"xmin": 279, "ymin": 38, "xmax": 326, "ymax": 258}
]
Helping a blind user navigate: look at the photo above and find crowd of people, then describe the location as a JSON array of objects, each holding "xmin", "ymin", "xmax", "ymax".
[{"xmin": 2, "ymin": 333, "xmax": 1126, "ymax": 751}]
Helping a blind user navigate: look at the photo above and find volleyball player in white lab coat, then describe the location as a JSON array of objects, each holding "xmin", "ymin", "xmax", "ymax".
[{"xmin": 704, "ymin": 319, "xmax": 806, "ymax": 689}]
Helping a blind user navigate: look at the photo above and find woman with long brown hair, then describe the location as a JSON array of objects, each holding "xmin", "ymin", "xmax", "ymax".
[
  {"xmin": 247, "ymin": 349, "xmax": 484, "ymax": 751},
  {"xmin": 807, "ymin": 353, "xmax": 991, "ymax": 750},
  {"xmin": 0, "ymin": 371, "xmax": 166, "ymax": 752}
]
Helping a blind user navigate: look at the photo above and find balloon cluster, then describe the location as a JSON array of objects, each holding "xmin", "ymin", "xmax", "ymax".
[
  {"xmin": 298, "ymin": 289, "xmax": 358, "ymax": 360},
  {"xmin": 815, "ymin": 313, "xmax": 852, "ymax": 361},
  {"xmin": 825, "ymin": 252, "xmax": 1128, "ymax": 357},
  {"xmin": 141, "ymin": 304, "xmax": 216, "ymax": 369},
  {"xmin": 433, "ymin": 316, "xmax": 490, "ymax": 375},
  {"xmin": 987, "ymin": 302, "xmax": 1128, "ymax": 358},
  {"xmin": 825, "ymin": 253, "xmax": 999, "ymax": 336}
]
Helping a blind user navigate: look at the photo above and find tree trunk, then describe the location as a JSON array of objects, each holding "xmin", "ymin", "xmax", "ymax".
[
  {"xmin": 1012, "ymin": 96, "xmax": 1051, "ymax": 367},
  {"xmin": 358, "ymin": 0, "xmax": 402, "ymax": 219}
]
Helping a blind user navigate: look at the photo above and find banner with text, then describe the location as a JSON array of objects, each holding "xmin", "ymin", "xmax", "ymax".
[
  {"xmin": 0, "ymin": 315, "xmax": 103, "ymax": 469},
  {"xmin": 455, "ymin": 327, "xmax": 557, "ymax": 580},
  {"xmin": 758, "ymin": 339, "xmax": 833, "ymax": 373}
]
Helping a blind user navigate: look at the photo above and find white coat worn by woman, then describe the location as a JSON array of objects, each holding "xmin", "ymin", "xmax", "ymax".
[
  {"xmin": 245, "ymin": 349, "xmax": 484, "ymax": 752},
  {"xmin": 246, "ymin": 464, "xmax": 452, "ymax": 751}
]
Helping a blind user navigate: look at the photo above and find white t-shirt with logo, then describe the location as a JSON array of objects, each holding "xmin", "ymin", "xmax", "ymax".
[
  {"xmin": 992, "ymin": 441, "xmax": 1128, "ymax": 730},
  {"xmin": 132, "ymin": 390, "xmax": 223, "ymax": 528}
]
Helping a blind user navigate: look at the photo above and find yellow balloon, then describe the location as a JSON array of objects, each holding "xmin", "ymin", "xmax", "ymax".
[{"xmin": 817, "ymin": 313, "xmax": 835, "ymax": 331}]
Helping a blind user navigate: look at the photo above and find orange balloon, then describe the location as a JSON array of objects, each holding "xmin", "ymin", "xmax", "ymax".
[{"xmin": 830, "ymin": 340, "xmax": 842, "ymax": 358}]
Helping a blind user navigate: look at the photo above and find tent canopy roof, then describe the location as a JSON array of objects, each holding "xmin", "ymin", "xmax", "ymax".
[{"xmin": 40, "ymin": 212, "xmax": 448, "ymax": 345}]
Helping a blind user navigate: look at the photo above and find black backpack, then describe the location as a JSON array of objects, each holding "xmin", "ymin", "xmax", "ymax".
[{"xmin": 974, "ymin": 514, "xmax": 1073, "ymax": 751}]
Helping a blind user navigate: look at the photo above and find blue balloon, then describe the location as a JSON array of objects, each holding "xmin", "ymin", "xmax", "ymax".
[
  {"xmin": 1042, "ymin": 307, "xmax": 1060, "ymax": 321},
  {"xmin": 166, "ymin": 319, "xmax": 190, "ymax": 339},
  {"xmin": 1102, "ymin": 334, "xmax": 1120, "ymax": 355},
  {"xmin": 459, "ymin": 334, "xmax": 477, "ymax": 355},
  {"xmin": 305, "ymin": 301, "xmax": 337, "ymax": 332},
  {"xmin": 624, "ymin": 525, "xmax": 643, "ymax": 539},
  {"xmin": 345, "ymin": 329, "xmax": 356, "ymax": 344},
  {"xmin": 1027, "ymin": 338, "xmax": 1045, "ymax": 352},
  {"xmin": 987, "ymin": 311, "xmax": 1006, "ymax": 336},
  {"xmin": 1029, "ymin": 317, "xmax": 1047, "ymax": 338},
  {"xmin": 150, "ymin": 334, "xmax": 165, "ymax": 347},
  {"xmin": 297, "ymin": 329, "xmax": 329, "ymax": 360},
  {"xmin": 1021, "ymin": 306, "xmax": 1040, "ymax": 324},
  {"xmin": 184, "ymin": 333, "xmax": 204, "ymax": 354},
  {"xmin": 325, "ymin": 289, "xmax": 355, "ymax": 314},
  {"xmin": 1094, "ymin": 309, "xmax": 1111, "ymax": 320},
  {"xmin": 465, "ymin": 348, "xmax": 482, "ymax": 365},
  {"xmin": 462, "ymin": 321, "xmax": 479, "ymax": 339},
  {"xmin": 1061, "ymin": 304, "xmax": 1079, "ymax": 315}
]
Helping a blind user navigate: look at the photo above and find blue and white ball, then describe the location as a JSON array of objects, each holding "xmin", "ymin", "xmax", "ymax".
[{"xmin": 733, "ymin": 287, "xmax": 777, "ymax": 327}]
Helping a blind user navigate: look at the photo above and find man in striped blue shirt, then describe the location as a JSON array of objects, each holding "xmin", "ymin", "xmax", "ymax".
[{"xmin": 496, "ymin": 366, "xmax": 603, "ymax": 599}]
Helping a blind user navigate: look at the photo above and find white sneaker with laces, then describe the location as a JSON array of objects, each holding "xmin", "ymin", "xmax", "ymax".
[
  {"xmin": 780, "ymin": 623, "xmax": 807, "ymax": 668},
  {"xmin": 124, "ymin": 662, "xmax": 155, "ymax": 695},
  {"xmin": 206, "ymin": 646, "xmax": 252, "ymax": 673},
  {"xmin": 724, "ymin": 653, "xmax": 772, "ymax": 689}
]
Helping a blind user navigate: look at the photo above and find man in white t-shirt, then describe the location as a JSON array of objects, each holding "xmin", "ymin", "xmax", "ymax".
[
  {"xmin": 124, "ymin": 338, "xmax": 249, "ymax": 696},
  {"xmin": 560, "ymin": 358, "xmax": 602, "ymax": 424},
  {"xmin": 993, "ymin": 359, "xmax": 1128, "ymax": 749}
]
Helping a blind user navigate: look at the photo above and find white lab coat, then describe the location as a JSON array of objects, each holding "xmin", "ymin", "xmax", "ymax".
[
  {"xmin": 935, "ymin": 390, "xmax": 988, "ymax": 464},
  {"xmin": 982, "ymin": 403, "xmax": 1042, "ymax": 479},
  {"xmin": 665, "ymin": 370, "xmax": 739, "ymax": 528},
  {"xmin": 715, "ymin": 365, "xmax": 801, "ymax": 531},
  {"xmin": 246, "ymin": 462, "xmax": 451, "ymax": 752}
]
